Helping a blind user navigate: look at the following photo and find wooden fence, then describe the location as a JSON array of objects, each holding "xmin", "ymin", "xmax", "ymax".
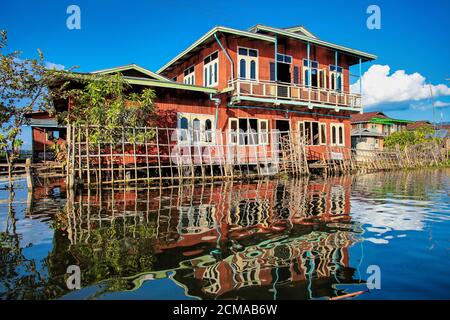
[{"xmin": 66, "ymin": 124, "xmax": 449, "ymax": 187}]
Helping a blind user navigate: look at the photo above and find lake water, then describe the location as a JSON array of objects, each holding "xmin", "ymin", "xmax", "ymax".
[{"xmin": 0, "ymin": 169, "xmax": 449, "ymax": 300}]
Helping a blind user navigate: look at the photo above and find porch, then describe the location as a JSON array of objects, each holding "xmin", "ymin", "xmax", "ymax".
[{"xmin": 228, "ymin": 79, "xmax": 362, "ymax": 111}]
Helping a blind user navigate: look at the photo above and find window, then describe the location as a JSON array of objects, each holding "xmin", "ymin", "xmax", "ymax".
[
  {"xmin": 277, "ymin": 53, "xmax": 292, "ymax": 64},
  {"xmin": 228, "ymin": 118, "xmax": 269, "ymax": 146},
  {"xmin": 258, "ymin": 120, "xmax": 269, "ymax": 145},
  {"xmin": 303, "ymin": 60, "xmax": 326, "ymax": 89},
  {"xmin": 238, "ymin": 47, "xmax": 258, "ymax": 80},
  {"xmin": 293, "ymin": 66, "xmax": 299, "ymax": 84},
  {"xmin": 183, "ymin": 65, "xmax": 195, "ymax": 85},
  {"xmin": 270, "ymin": 62, "xmax": 276, "ymax": 81},
  {"xmin": 320, "ymin": 123, "xmax": 326, "ymax": 145},
  {"xmin": 228, "ymin": 118, "xmax": 238, "ymax": 145},
  {"xmin": 205, "ymin": 119, "xmax": 212, "ymax": 143},
  {"xmin": 203, "ymin": 51, "xmax": 219, "ymax": 87},
  {"xmin": 177, "ymin": 113, "xmax": 215, "ymax": 144},
  {"xmin": 329, "ymin": 65, "xmax": 343, "ymax": 92},
  {"xmin": 298, "ymin": 121, "xmax": 325, "ymax": 146},
  {"xmin": 330, "ymin": 123, "xmax": 345, "ymax": 146}
]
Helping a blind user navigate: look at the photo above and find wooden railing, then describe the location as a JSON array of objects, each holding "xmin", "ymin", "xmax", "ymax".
[{"xmin": 228, "ymin": 79, "xmax": 362, "ymax": 110}]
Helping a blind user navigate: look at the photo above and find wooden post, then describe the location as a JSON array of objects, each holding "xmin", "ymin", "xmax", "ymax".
[
  {"xmin": 25, "ymin": 158, "xmax": 33, "ymax": 190},
  {"xmin": 85, "ymin": 127, "xmax": 91, "ymax": 186}
]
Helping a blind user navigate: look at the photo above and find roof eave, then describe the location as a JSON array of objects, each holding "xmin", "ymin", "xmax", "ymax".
[
  {"xmin": 252, "ymin": 25, "xmax": 377, "ymax": 62},
  {"xmin": 156, "ymin": 26, "xmax": 275, "ymax": 75},
  {"xmin": 124, "ymin": 76, "xmax": 218, "ymax": 94}
]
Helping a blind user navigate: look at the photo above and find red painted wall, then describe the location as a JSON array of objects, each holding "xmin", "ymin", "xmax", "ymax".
[{"xmin": 162, "ymin": 34, "xmax": 352, "ymax": 92}]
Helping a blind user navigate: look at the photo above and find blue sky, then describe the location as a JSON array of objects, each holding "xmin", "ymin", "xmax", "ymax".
[{"xmin": 1, "ymin": 0, "xmax": 449, "ymax": 147}]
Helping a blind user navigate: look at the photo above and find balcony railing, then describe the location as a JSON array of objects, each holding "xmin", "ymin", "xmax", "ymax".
[{"xmin": 228, "ymin": 79, "xmax": 362, "ymax": 110}]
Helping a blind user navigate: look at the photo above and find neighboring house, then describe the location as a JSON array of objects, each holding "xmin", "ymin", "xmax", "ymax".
[
  {"xmin": 350, "ymin": 112, "xmax": 412, "ymax": 150},
  {"xmin": 406, "ymin": 120, "xmax": 432, "ymax": 131},
  {"xmin": 26, "ymin": 24, "xmax": 377, "ymax": 162}
]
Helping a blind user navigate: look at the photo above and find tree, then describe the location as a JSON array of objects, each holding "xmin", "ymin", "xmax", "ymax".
[
  {"xmin": 384, "ymin": 125, "xmax": 436, "ymax": 150},
  {"xmin": 0, "ymin": 30, "xmax": 59, "ymax": 183},
  {"xmin": 55, "ymin": 72, "xmax": 157, "ymax": 145}
]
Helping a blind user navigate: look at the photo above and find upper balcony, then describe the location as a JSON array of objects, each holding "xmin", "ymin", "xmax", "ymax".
[{"xmin": 228, "ymin": 78, "xmax": 362, "ymax": 112}]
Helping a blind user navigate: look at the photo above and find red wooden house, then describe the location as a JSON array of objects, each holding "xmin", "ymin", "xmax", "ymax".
[{"xmin": 26, "ymin": 24, "xmax": 376, "ymax": 163}]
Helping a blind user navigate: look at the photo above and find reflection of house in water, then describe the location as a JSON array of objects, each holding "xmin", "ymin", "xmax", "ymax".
[
  {"xmin": 177, "ymin": 230, "xmax": 358, "ymax": 299},
  {"xmin": 56, "ymin": 176, "xmax": 361, "ymax": 299}
]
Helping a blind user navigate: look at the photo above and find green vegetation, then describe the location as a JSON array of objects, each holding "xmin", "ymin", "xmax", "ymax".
[
  {"xmin": 0, "ymin": 30, "xmax": 59, "ymax": 181},
  {"xmin": 384, "ymin": 125, "xmax": 439, "ymax": 150},
  {"xmin": 56, "ymin": 72, "xmax": 157, "ymax": 144}
]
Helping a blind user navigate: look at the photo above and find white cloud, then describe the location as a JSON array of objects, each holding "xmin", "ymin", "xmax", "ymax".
[
  {"xmin": 410, "ymin": 100, "xmax": 450, "ymax": 111},
  {"xmin": 434, "ymin": 100, "xmax": 450, "ymax": 108},
  {"xmin": 44, "ymin": 61, "xmax": 65, "ymax": 70},
  {"xmin": 350, "ymin": 64, "xmax": 450, "ymax": 107}
]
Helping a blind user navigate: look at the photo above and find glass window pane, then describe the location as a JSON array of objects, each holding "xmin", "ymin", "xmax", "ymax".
[
  {"xmin": 339, "ymin": 126, "xmax": 343, "ymax": 145},
  {"xmin": 270, "ymin": 63, "xmax": 275, "ymax": 81},
  {"xmin": 250, "ymin": 60, "xmax": 256, "ymax": 80},
  {"xmin": 240, "ymin": 59, "xmax": 246, "ymax": 78},
  {"xmin": 312, "ymin": 122, "xmax": 319, "ymax": 145},
  {"xmin": 285, "ymin": 56, "xmax": 292, "ymax": 64},
  {"xmin": 293, "ymin": 66, "xmax": 299, "ymax": 84},
  {"xmin": 209, "ymin": 65, "xmax": 212, "ymax": 85},
  {"xmin": 249, "ymin": 49, "xmax": 257, "ymax": 57},
  {"xmin": 320, "ymin": 124, "xmax": 326, "ymax": 144},
  {"xmin": 239, "ymin": 48, "xmax": 248, "ymax": 56},
  {"xmin": 180, "ymin": 117, "xmax": 188, "ymax": 129},
  {"xmin": 214, "ymin": 63, "xmax": 218, "ymax": 83}
]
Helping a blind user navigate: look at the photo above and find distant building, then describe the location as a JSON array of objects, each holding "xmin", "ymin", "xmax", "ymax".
[
  {"xmin": 406, "ymin": 120, "xmax": 432, "ymax": 131},
  {"xmin": 350, "ymin": 112, "xmax": 412, "ymax": 150}
]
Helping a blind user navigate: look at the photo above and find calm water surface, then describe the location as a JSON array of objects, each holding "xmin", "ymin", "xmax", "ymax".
[{"xmin": 0, "ymin": 169, "xmax": 449, "ymax": 300}]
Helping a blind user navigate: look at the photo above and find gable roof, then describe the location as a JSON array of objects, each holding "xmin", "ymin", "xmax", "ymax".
[
  {"xmin": 157, "ymin": 24, "xmax": 377, "ymax": 75},
  {"xmin": 92, "ymin": 64, "xmax": 170, "ymax": 81},
  {"xmin": 351, "ymin": 128, "xmax": 385, "ymax": 137},
  {"xmin": 351, "ymin": 112, "xmax": 387, "ymax": 123},
  {"xmin": 249, "ymin": 24, "xmax": 377, "ymax": 63},
  {"xmin": 282, "ymin": 25, "xmax": 318, "ymax": 39},
  {"xmin": 156, "ymin": 26, "xmax": 275, "ymax": 75},
  {"xmin": 407, "ymin": 121, "xmax": 432, "ymax": 130}
]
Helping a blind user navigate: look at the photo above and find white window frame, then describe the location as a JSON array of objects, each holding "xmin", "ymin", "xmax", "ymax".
[
  {"xmin": 302, "ymin": 59, "xmax": 327, "ymax": 90},
  {"xmin": 228, "ymin": 118, "xmax": 238, "ymax": 145},
  {"xmin": 237, "ymin": 46, "xmax": 259, "ymax": 81},
  {"xmin": 277, "ymin": 53, "xmax": 293, "ymax": 64},
  {"xmin": 183, "ymin": 65, "xmax": 195, "ymax": 85},
  {"xmin": 330, "ymin": 123, "xmax": 345, "ymax": 146},
  {"xmin": 320, "ymin": 123, "xmax": 327, "ymax": 145},
  {"xmin": 329, "ymin": 65, "xmax": 344, "ymax": 92},
  {"xmin": 177, "ymin": 112, "xmax": 215, "ymax": 145},
  {"xmin": 297, "ymin": 120, "xmax": 325, "ymax": 146},
  {"xmin": 258, "ymin": 119, "xmax": 269, "ymax": 145},
  {"xmin": 228, "ymin": 117, "xmax": 269, "ymax": 146},
  {"xmin": 203, "ymin": 51, "xmax": 219, "ymax": 87}
]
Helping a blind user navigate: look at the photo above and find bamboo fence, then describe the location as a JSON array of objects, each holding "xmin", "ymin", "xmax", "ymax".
[{"xmin": 66, "ymin": 124, "xmax": 449, "ymax": 187}]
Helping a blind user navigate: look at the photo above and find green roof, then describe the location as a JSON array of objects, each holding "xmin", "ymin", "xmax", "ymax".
[
  {"xmin": 92, "ymin": 64, "xmax": 169, "ymax": 81},
  {"xmin": 124, "ymin": 77, "xmax": 217, "ymax": 94},
  {"xmin": 370, "ymin": 117, "xmax": 414, "ymax": 125}
]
